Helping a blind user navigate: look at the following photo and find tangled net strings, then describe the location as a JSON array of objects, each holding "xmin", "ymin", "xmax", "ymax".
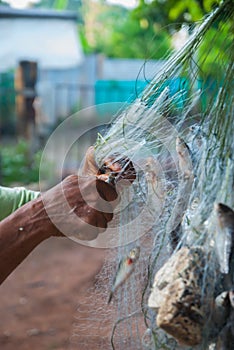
[{"xmin": 71, "ymin": 1, "xmax": 234, "ymax": 349}]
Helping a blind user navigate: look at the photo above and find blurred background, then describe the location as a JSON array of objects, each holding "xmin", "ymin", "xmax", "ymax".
[
  {"xmin": 0, "ymin": 1, "xmax": 223, "ymax": 349},
  {"xmin": 0, "ymin": 0, "xmax": 221, "ymax": 187}
]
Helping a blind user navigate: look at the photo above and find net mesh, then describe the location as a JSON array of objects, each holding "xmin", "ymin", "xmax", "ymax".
[{"xmin": 71, "ymin": 1, "xmax": 234, "ymax": 349}]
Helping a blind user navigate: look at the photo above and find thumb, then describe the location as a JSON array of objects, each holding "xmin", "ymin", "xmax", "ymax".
[{"xmin": 79, "ymin": 146, "xmax": 99, "ymax": 176}]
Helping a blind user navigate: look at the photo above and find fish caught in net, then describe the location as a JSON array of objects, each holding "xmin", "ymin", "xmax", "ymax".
[{"xmin": 71, "ymin": 1, "xmax": 234, "ymax": 349}]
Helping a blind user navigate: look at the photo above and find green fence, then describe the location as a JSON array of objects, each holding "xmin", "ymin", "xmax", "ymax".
[
  {"xmin": 95, "ymin": 78, "xmax": 189, "ymax": 109},
  {"xmin": 0, "ymin": 72, "xmax": 16, "ymax": 135}
]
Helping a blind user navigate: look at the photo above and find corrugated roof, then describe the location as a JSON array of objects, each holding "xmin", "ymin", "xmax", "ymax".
[{"xmin": 0, "ymin": 6, "xmax": 78, "ymax": 21}]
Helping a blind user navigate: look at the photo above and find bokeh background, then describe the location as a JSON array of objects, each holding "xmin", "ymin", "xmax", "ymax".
[{"xmin": 0, "ymin": 1, "xmax": 223, "ymax": 349}]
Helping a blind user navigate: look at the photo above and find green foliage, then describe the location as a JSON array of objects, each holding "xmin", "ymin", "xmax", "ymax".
[
  {"xmin": 78, "ymin": 25, "xmax": 92, "ymax": 54},
  {"xmin": 198, "ymin": 21, "xmax": 233, "ymax": 80},
  {"xmin": 168, "ymin": 0, "xmax": 203, "ymax": 21},
  {"xmin": 1, "ymin": 140, "xmax": 42, "ymax": 186},
  {"xmin": 135, "ymin": 0, "xmax": 232, "ymax": 80},
  {"xmin": 53, "ymin": 0, "xmax": 69, "ymax": 9},
  {"xmin": 134, "ymin": 0, "xmax": 222, "ymax": 29},
  {"xmin": 88, "ymin": 4, "xmax": 171, "ymax": 59}
]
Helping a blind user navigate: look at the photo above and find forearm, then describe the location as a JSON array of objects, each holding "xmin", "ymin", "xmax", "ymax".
[{"xmin": 0, "ymin": 197, "xmax": 52, "ymax": 284}]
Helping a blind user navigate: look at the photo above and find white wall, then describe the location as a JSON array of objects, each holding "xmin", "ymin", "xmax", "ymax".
[
  {"xmin": 97, "ymin": 56, "xmax": 165, "ymax": 81},
  {"xmin": 0, "ymin": 17, "xmax": 83, "ymax": 71}
]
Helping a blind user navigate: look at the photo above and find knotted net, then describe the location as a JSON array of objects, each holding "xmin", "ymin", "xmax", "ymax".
[{"xmin": 70, "ymin": 1, "xmax": 234, "ymax": 348}]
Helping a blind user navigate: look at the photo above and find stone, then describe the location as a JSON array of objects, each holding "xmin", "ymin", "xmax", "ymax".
[{"xmin": 148, "ymin": 246, "xmax": 211, "ymax": 346}]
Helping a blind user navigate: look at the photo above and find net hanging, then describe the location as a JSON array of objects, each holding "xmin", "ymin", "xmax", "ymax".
[{"xmin": 71, "ymin": 1, "xmax": 234, "ymax": 349}]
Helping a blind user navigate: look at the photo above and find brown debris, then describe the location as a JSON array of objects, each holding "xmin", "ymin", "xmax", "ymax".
[{"xmin": 148, "ymin": 247, "xmax": 210, "ymax": 346}]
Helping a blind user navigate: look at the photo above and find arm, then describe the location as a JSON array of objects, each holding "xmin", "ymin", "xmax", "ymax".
[
  {"xmin": 0, "ymin": 174, "xmax": 118, "ymax": 285},
  {"xmin": 0, "ymin": 147, "xmax": 135, "ymax": 284},
  {"xmin": 0, "ymin": 196, "xmax": 50, "ymax": 284}
]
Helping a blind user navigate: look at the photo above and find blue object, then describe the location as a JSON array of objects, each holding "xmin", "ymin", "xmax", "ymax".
[{"xmin": 95, "ymin": 78, "xmax": 189, "ymax": 111}]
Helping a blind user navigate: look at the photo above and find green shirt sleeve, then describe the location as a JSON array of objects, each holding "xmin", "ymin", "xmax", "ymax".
[{"xmin": 0, "ymin": 186, "xmax": 40, "ymax": 221}]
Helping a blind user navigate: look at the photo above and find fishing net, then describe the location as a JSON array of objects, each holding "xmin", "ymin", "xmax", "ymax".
[{"xmin": 68, "ymin": 1, "xmax": 234, "ymax": 348}]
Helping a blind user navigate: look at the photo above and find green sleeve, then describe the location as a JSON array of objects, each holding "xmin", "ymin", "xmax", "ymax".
[{"xmin": 0, "ymin": 186, "xmax": 40, "ymax": 221}]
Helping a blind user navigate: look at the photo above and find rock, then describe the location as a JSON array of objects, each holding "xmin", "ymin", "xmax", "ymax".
[{"xmin": 148, "ymin": 246, "xmax": 212, "ymax": 346}]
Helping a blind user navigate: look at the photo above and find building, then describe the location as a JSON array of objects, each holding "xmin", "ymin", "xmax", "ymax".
[{"xmin": 0, "ymin": 6, "xmax": 84, "ymax": 135}]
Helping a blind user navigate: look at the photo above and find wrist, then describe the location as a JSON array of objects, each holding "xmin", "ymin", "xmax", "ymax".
[
  {"xmin": 3, "ymin": 196, "xmax": 54, "ymax": 242},
  {"xmin": 28, "ymin": 196, "xmax": 55, "ymax": 240}
]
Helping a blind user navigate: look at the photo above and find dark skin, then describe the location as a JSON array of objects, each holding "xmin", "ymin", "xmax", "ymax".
[{"xmin": 0, "ymin": 147, "xmax": 135, "ymax": 285}]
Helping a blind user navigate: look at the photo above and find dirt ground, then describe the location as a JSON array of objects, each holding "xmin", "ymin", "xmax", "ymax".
[{"xmin": 0, "ymin": 238, "xmax": 106, "ymax": 350}]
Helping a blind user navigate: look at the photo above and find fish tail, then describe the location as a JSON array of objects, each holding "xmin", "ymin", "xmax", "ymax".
[{"xmin": 108, "ymin": 292, "xmax": 113, "ymax": 304}]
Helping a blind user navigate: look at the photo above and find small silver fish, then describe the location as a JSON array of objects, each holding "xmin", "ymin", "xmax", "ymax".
[
  {"xmin": 108, "ymin": 246, "xmax": 140, "ymax": 304},
  {"xmin": 213, "ymin": 291, "xmax": 230, "ymax": 329},
  {"xmin": 215, "ymin": 203, "xmax": 234, "ymax": 276},
  {"xmin": 229, "ymin": 290, "xmax": 234, "ymax": 308},
  {"xmin": 176, "ymin": 136, "xmax": 193, "ymax": 178}
]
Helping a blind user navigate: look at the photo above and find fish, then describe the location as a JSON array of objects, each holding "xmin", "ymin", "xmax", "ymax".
[
  {"xmin": 213, "ymin": 291, "xmax": 230, "ymax": 330},
  {"xmin": 215, "ymin": 203, "xmax": 234, "ymax": 285},
  {"xmin": 228, "ymin": 290, "xmax": 234, "ymax": 308},
  {"xmin": 108, "ymin": 246, "xmax": 140, "ymax": 304},
  {"xmin": 176, "ymin": 136, "xmax": 193, "ymax": 179}
]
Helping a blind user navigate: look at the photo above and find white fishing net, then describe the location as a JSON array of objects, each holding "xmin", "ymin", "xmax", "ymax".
[{"xmin": 68, "ymin": 1, "xmax": 234, "ymax": 348}]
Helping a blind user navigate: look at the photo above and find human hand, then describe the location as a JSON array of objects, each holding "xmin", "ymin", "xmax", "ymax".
[
  {"xmin": 80, "ymin": 146, "xmax": 136, "ymax": 185},
  {"xmin": 41, "ymin": 174, "xmax": 118, "ymax": 240},
  {"xmin": 0, "ymin": 148, "xmax": 135, "ymax": 284},
  {"xmin": 41, "ymin": 147, "xmax": 135, "ymax": 240}
]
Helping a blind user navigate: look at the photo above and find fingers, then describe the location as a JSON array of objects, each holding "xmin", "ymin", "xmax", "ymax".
[
  {"xmin": 96, "ymin": 178, "xmax": 119, "ymax": 203},
  {"xmin": 96, "ymin": 212, "xmax": 108, "ymax": 230},
  {"xmin": 43, "ymin": 173, "xmax": 118, "ymax": 240},
  {"xmin": 71, "ymin": 179, "xmax": 115, "ymax": 236},
  {"xmin": 97, "ymin": 155, "xmax": 136, "ymax": 186},
  {"xmin": 49, "ymin": 146, "xmax": 138, "ymax": 240},
  {"xmin": 79, "ymin": 146, "xmax": 99, "ymax": 176},
  {"xmin": 81, "ymin": 146, "xmax": 136, "ymax": 186},
  {"xmin": 96, "ymin": 209, "xmax": 113, "ymax": 227},
  {"xmin": 76, "ymin": 208, "xmax": 112, "ymax": 240}
]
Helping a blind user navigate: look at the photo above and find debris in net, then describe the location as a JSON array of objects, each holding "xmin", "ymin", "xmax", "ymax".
[
  {"xmin": 148, "ymin": 246, "xmax": 214, "ymax": 346},
  {"xmin": 108, "ymin": 246, "xmax": 140, "ymax": 304},
  {"xmin": 166, "ymin": 136, "xmax": 194, "ymax": 250}
]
